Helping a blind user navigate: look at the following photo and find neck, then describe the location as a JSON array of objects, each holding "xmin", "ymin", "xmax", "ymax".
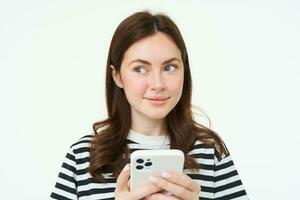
[{"xmin": 131, "ymin": 117, "xmax": 166, "ymax": 136}]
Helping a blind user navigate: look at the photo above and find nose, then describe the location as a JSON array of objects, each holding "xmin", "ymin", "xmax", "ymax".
[{"xmin": 149, "ymin": 70, "xmax": 165, "ymax": 91}]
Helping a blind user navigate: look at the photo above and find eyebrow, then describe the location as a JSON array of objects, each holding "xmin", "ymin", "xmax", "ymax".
[{"xmin": 128, "ymin": 57, "xmax": 182, "ymax": 66}]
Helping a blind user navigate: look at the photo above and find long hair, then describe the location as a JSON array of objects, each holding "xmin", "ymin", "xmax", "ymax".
[{"xmin": 89, "ymin": 10, "xmax": 228, "ymax": 182}]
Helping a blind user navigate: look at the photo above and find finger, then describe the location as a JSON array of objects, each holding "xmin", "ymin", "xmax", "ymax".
[
  {"xmin": 145, "ymin": 192, "xmax": 181, "ymax": 200},
  {"xmin": 160, "ymin": 171, "xmax": 200, "ymax": 192},
  {"xmin": 115, "ymin": 164, "xmax": 130, "ymax": 192},
  {"xmin": 162, "ymin": 191, "xmax": 174, "ymax": 196},
  {"xmin": 127, "ymin": 178, "xmax": 131, "ymax": 190},
  {"xmin": 131, "ymin": 183, "xmax": 162, "ymax": 199},
  {"xmin": 148, "ymin": 175, "xmax": 194, "ymax": 199}
]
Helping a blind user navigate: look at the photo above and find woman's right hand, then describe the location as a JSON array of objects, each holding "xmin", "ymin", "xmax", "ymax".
[{"xmin": 115, "ymin": 164, "xmax": 162, "ymax": 200}]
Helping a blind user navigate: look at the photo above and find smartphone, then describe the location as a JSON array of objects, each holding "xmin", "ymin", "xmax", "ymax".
[{"xmin": 130, "ymin": 149, "xmax": 184, "ymax": 191}]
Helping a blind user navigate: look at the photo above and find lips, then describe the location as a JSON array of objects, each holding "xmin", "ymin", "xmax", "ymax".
[
  {"xmin": 144, "ymin": 96, "xmax": 170, "ymax": 106},
  {"xmin": 144, "ymin": 96, "xmax": 170, "ymax": 101}
]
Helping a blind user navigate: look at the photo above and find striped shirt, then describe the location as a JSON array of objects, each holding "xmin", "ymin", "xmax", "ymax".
[{"xmin": 50, "ymin": 129, "xmax": 248, "ymax": 199}]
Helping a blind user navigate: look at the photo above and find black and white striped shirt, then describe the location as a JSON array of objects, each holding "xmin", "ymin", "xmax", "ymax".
[{"xmin": 50, "ymin": 129, "xmax": 248, "ymax": 199}]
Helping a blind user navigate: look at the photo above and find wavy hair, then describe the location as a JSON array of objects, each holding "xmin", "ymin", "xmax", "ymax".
[{"xmin": 89, "ymin": 10, "xmax": 228, "ymax": 182}]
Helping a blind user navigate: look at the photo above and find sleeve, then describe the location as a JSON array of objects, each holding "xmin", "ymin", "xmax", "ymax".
[
  {"xmin": 50, "ymin": 147, "xmax": 78, "ymax": 200},
  {"xmin": 213, "ymin": 150, "xmax": 248, "ymax": 199}
]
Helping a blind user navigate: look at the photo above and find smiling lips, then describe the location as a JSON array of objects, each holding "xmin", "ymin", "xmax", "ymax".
[
  {"xmin": 144, "ymin": 96, "xmax": 170, "ymax": 105},
  {"xmin": 145, "ymin": 96, "xmax": 170, "ymax": 101}
]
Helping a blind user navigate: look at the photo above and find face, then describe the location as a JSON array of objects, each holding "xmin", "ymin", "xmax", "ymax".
[{"xmin": 111, "ymin": 32, "xmax": 184, "ymax": 122}]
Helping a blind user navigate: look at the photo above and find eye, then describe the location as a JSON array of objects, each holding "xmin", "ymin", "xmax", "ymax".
[
  {"xmin": 133, "ymin": 64, "xmax": 178, "ymax": 74},
  {"xmin": 133, "ymin": 66, "xmax": 147, "ymax": 74},
  {"xmin": 164, "ymin": 64, "xmax": 177, "ymax": 72}
]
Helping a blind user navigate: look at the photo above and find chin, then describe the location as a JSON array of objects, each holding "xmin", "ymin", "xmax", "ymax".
[{"xmin": 145, "ymin": 112, "xmax": 169, "ymax": 120}]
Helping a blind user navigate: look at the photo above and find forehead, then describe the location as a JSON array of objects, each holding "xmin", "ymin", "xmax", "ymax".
[{"xmin": 122, "ymin": 32, "xmax": 182, "ymax": 64}]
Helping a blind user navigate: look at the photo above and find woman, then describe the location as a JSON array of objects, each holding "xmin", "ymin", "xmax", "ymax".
[{"xmin": 50, "ymin": 10, "xmax": 248, "ymax": 200}]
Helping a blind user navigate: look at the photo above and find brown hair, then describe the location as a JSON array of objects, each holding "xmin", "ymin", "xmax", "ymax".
[{"xmin": 89, "ymin": 10, "xmax": 228, "ymax": 182}]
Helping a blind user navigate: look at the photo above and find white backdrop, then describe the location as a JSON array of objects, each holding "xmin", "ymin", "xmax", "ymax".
[{"xmin": 1, "ymin": 0, "xmax": 299, "ymax": 199}]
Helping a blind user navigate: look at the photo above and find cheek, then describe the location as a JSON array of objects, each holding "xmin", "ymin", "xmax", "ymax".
[
  {"xmin": 124, "ymin": 78, "xmax": 148, "ymax": 97},
  {"xmin": 167, "ymin": 77, "xmax": 184, "ymax": 95}
]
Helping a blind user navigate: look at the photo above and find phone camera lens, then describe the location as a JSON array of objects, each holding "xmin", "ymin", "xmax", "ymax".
[
  {"xmin": 145, "ymin": 162, "xmax": 152, "ymax": 166},
  {"xmin": 136, "ymin": 159, "xmax": 144, "ymax": 164},
  {"xmin": 136, "ymin": 165, "xmax": 143, "ymax": 170}
]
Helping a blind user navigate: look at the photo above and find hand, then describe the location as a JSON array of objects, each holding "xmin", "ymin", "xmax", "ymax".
[
  {"xmin": 115, "ymin": 164, "xmax": 162, "ymax": 200},
  {"xmin": 145, "ymin": 171, "xmax": 201, "ymax": 200}
]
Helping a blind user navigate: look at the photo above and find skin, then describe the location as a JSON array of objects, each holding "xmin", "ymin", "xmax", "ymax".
[
  {"xmin": 115, "ymin": 164, "xmax": 200, "ymax": 200},
  {"xmin": 115, "ymin": 164, "xmax": 162, "ymax": 200},
  {"xmin": 112, "ymin": 32, "xmax": 201, "ymax": 199},
  {"xmin": 111, "ymin": 32, "xmax": 184, "ymax": 136}
]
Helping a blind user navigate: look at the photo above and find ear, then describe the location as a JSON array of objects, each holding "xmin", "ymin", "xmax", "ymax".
[{"xmin": 110, "ymin": 65, "xmax": 124, "ymax": 88}]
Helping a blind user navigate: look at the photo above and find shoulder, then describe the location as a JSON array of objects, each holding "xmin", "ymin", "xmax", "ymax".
[
  {"xmin": 189, "ymin": 140, "xmax": 215, "ymax": 154},
  {"xmin": 189, "ymin": 139, "xmax": 231, "ymax": 161},
  {"xmin": 69, "ymin": 134, "xmax": 95, "ymax": 154}
]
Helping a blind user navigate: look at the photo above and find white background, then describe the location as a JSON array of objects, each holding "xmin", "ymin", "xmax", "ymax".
[{"xmin": 1, "ymin": 0, "xmax": 299, "ymax": 199}]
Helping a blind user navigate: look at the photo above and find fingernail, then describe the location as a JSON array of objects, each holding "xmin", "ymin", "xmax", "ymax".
[
  {"xmin": 149, "ymin": 176, "xmax": 158, "ymax": 183},
  {"xmin": 165, "ymin": 192, "xmax": 173, "ymax": 196},
  {"xmin": 123, "ymin": 164, "xmax": 129, "ymax": 172},
  {"xmin": 161, "ymin": 171, "xmax": 171, "ymax": 178}
]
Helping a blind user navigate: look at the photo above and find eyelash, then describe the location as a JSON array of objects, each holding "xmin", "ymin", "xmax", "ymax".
[{"xmin": 133, "ymin": 64, "xmax": 178, "ymax": 73}]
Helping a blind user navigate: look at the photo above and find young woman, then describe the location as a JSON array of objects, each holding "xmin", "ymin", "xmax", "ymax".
[{"xmin": 50, "ymin": 11, "xmax": 248, "ymax": 200}]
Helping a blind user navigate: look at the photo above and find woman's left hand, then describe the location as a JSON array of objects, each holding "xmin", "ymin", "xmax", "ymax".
[{"xmin": 145, "ymin": 171, "xmax": 201, "ymax": 200}]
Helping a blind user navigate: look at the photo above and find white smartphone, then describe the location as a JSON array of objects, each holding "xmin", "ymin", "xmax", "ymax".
[{"xmin": 130, "ymin": 149, "xmax": 184, "ymax": 191}]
